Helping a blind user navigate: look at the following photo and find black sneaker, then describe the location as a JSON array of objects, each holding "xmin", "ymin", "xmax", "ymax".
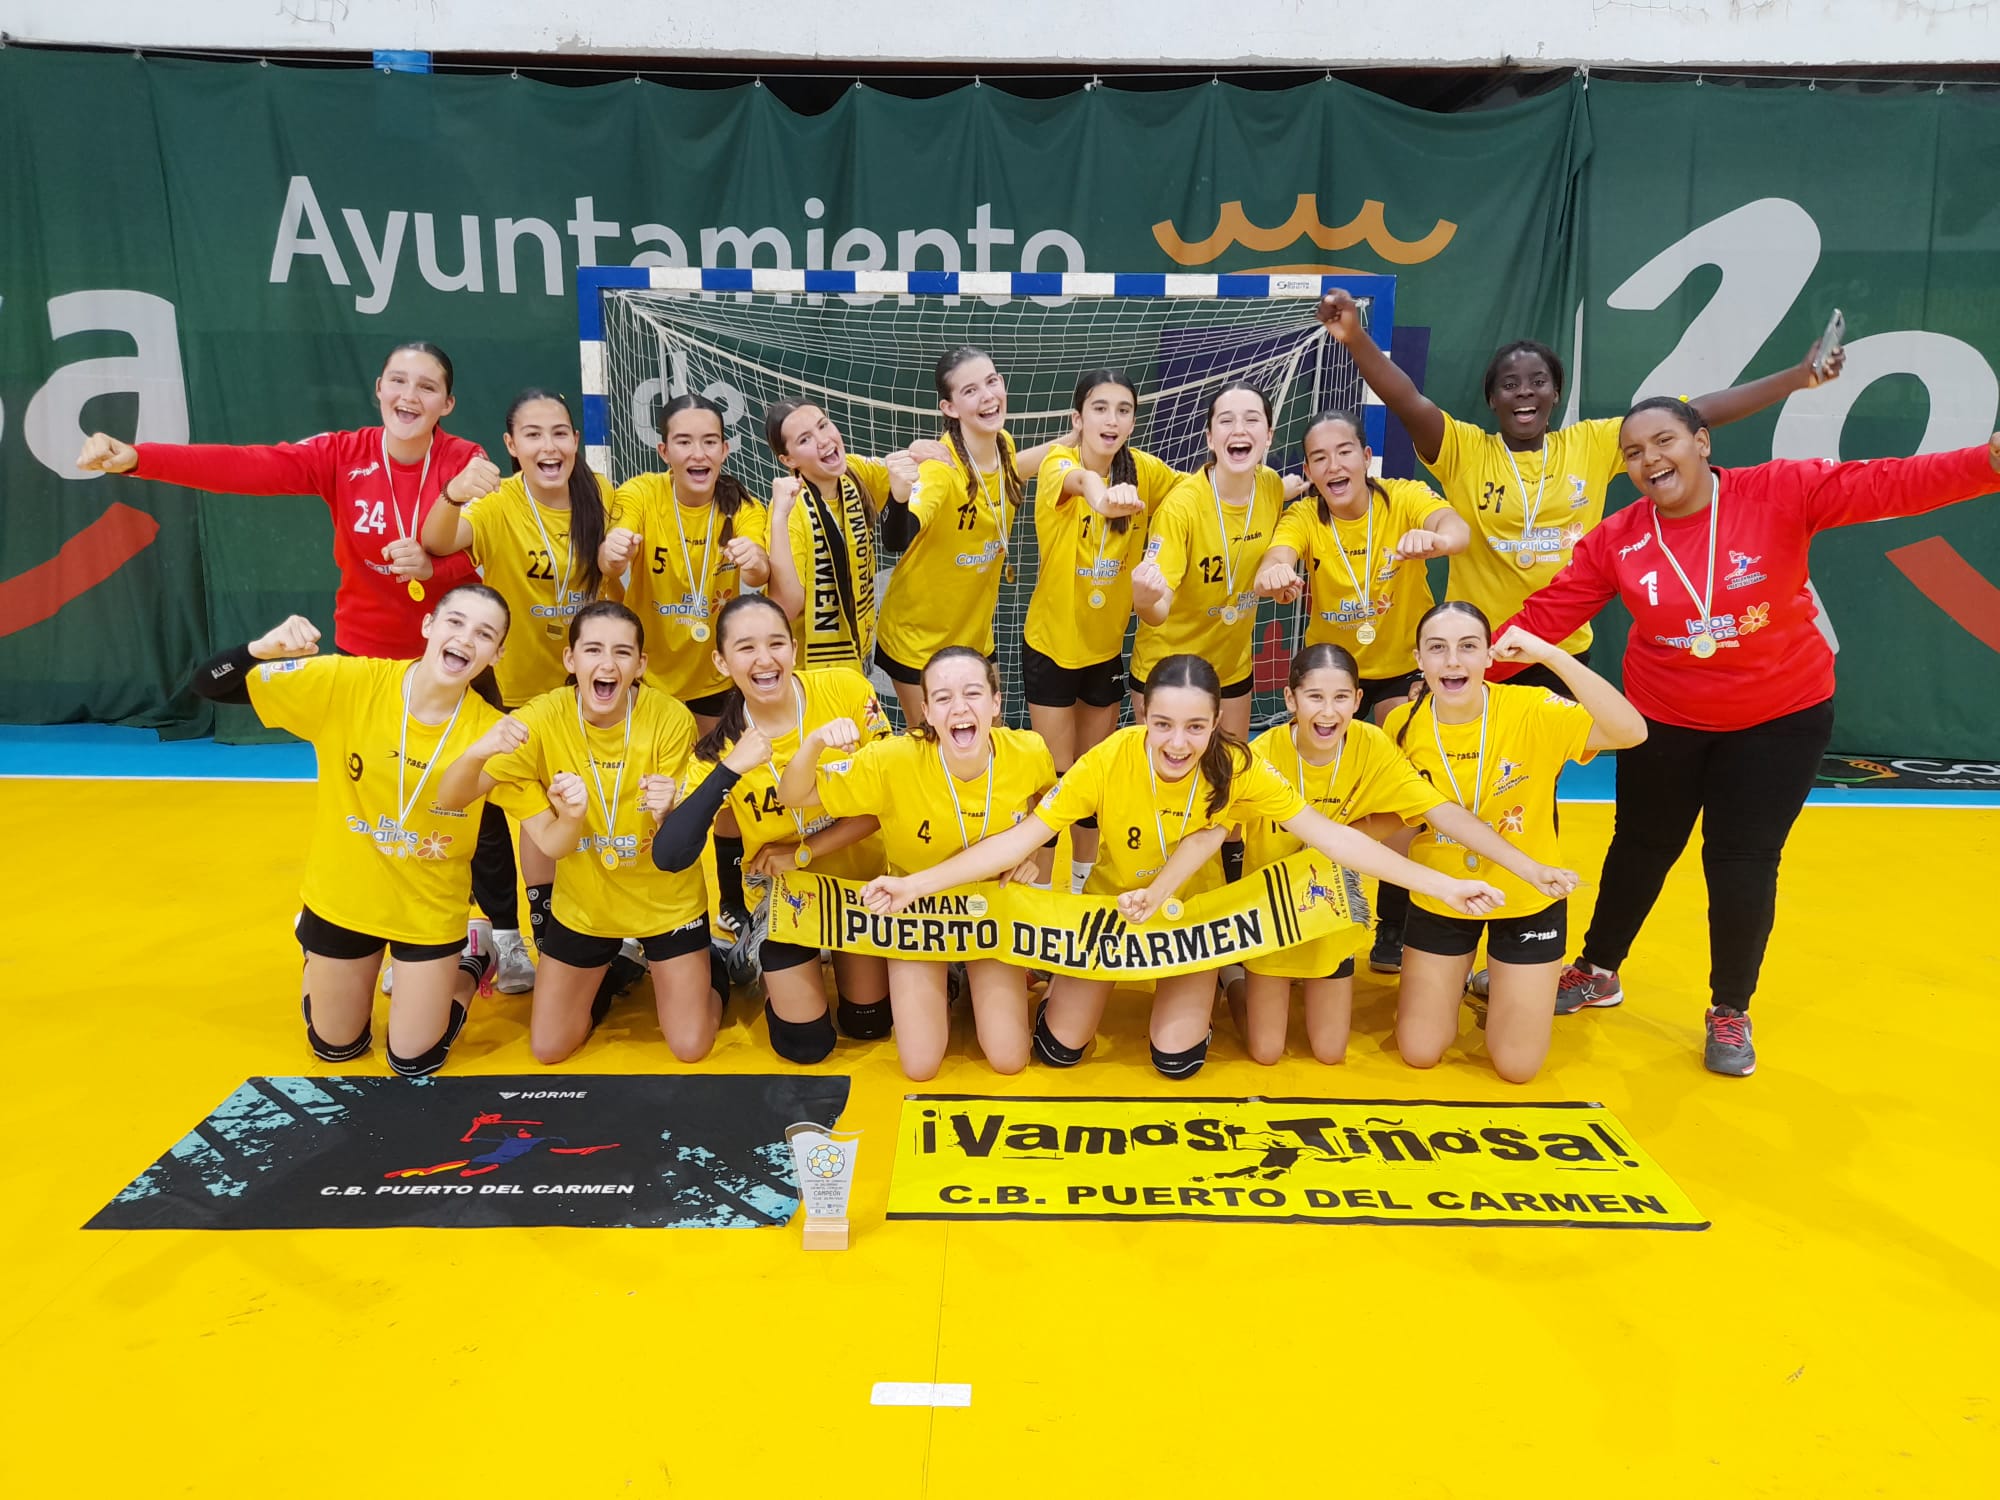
[{"xmin": 1368, "ymin": 927, "xmax": 1403, "ymax": 974}]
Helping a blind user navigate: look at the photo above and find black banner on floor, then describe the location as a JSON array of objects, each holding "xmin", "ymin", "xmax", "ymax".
[
  {"xmin": 1817, "ymin": 753, "xmax": 2000, "ymax": 792},
  {"xmin": 89, "ymin": 1074, "xmax": 852, "ymax": 1230}
]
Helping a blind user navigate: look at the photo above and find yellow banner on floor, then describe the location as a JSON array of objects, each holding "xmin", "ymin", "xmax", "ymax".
[
  {"xmin": 887, "ymin": 1096, "xmax": 1707, "ymax": 1229},
  {"xmin": 768, "ymin": 852, "xmax": 1367, "ymax": 980}
]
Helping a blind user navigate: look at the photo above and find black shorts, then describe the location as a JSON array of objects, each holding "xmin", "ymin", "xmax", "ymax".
[
  {"xmin": 1130, "ymin": 669, "xmax": 1252, "ymax": 700},
  {"xmin": 876, "ymin": 646, "xmax": 996, "ymax": 691},
  {"xmin": 1505, "ymin": 648, "xmax": 1591, "ymax": 700},
  {"xmin": 1359, "ymin": 671, "xmax": 1422, "ymax": 719},
  {"xmin": 297, "ymin": 905, "xmax": 463, "ymax": 964},
  {"xmin": 1021, "ymin": 640, "xmax": 1124, "ymax": 710},
  {"xmin": 537, "ymin": 912, "xmax": 730, "ymax": 997},
  {"xmin": 1404, "ymin": 898, "xmax": 1568, "ymax": 966},
  {"xmin": 681, "ymin": 687, "xmax": 735, "ymax": 720},
  {"xmin": 761, "ymin": 936, "xmax": 824, "ymax": 973}
]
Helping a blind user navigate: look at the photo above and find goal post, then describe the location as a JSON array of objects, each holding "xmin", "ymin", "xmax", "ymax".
[{"xmin": 577, "ymin": 266, "xmax": 1397, "ymax": 729}]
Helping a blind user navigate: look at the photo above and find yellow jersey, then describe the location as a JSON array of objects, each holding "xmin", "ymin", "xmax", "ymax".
[
  {"xmin": 461, "ymin": 473, "xmax": 614, "ymax": 707},
  {"xmin": 1272, "ymin": 478, "xmax": 1446, "ymax": 681},
  {"xmin": 610, "ymin": 474, "xmax": 772, "ymax": 703},
  {"xmin": 816, "ymin": 726, "xmax": 1057, "ymax": 877},
  {"xmin": 1422, "ymin": 414, "xmax": 1623, "ymax": 654},
  {"xmin": 1131, "ymin": 466, "xmax": 1289, "ymax": 686},
  {"xmin": 1036, "ymin": 724, "xmax": 1305, "ymax": 897},
  {"xmin": 1383, "ymin": 682, "xmax": 1597, "ymax": 921},
  {"xmin": 246, "ymin": 655, "xmax": 544, "ymax": 945},
  {"xmin": 1024, "ymin": 444, "xmax": 1181, "ymax": 669},
  {"xmin": 682, "ymin": 667, "xmax": 889, "ymax": 881},
  {"xmin": 1243, "ymin": 719, "xmax": 1442, "ymax": 978},
  {"xmin": 481, "ymin": 684, "xmax": 706, "ymax": 940},
  {"xmin": 784, "ymin": 458, "xmax": 889, "ymax": 670},
  {"xmin": 877, "ymin": 443, "xmax": 1019, "ymax": 665}
]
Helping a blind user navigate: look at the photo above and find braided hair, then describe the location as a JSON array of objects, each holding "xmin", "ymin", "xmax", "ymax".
[
  {"xmin": 935, "ymin": 346, "xmax": 1026, "ymax": 528},
  {"xmin": 1071, "ymin": 368, "xmax": 1141, "ymax": 535}
]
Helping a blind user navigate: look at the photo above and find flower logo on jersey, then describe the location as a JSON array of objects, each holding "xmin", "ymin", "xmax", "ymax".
[
  {"xmin": 414, "ymin": 831, "xmax": 453, "ymax": 860},
  {"xmin": 1738, "ymin": 602, "xmax": 1771, "ymax": 635},
  {"xmin": 1562, "ymin": 522, "xmax": 1587, "ymax": 550},
  {"xmin": 1725, "ymin": 550, "xmax": 1768, "ymax": 589},
  {"xmin": 1497, "ymin": 805, "xmax": 1526, "ymax": 835},
  {"xmin": 1491, "ymin": 759, "xmax": 1529, "ymax": 795}
]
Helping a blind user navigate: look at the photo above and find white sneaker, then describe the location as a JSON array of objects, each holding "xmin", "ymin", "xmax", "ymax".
[{"xmin": 491, "ymin": 928, "xmax": 538, "ymax": 994}]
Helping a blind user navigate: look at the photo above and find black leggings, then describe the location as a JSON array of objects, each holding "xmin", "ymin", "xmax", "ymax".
[
  {"xmin": 470, "ymin": 802, "xmax": 519, "ymax": 930},
  {"xmin": 1580, "ymin": 698, "xmax": 1833, "ymax": 1012}
]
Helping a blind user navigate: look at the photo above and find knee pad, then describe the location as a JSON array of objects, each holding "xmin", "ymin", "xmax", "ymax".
[
  {"xmin": 1151, "ymin": 1031, "xmax": 1211, "ymax": 1080},
  {"xmin": 765, "ymin": 999, "xmax": 837, "ymax": 1064},
  {"xmin": 387, "ymin": 1001, "xmax": 468, "ymax": 1078},
  {"xmin": 301, "ymin": 995, "xmax": 372, "ymax": 1063},
  {"xmin": 836, "ymin": 995, "xmax": 893, "ymax": 1040},
  {"xmin": 1032, "ymin": 999, "xmax": 1085, "ymax": 1067}
]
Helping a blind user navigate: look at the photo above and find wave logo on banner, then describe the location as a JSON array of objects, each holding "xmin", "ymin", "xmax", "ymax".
[
  {"xmin": 769, "ymin": 851, "xmax": 1367, "ymax": 980},
  {"xmin": 1152, "ymin": 194, "xmax": 1458, "ymax": 276},
  {"xmin": 887, "ymin": 1095, "xmax": 1706, "ymax": 1230}
]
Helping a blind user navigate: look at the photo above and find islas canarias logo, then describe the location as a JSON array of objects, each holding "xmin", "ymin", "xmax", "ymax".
[{"xmin": 1152, "ymin": 194, "xmax": 1457, "ymax": 275}]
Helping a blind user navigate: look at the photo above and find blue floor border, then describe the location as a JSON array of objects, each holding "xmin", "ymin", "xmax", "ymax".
[{"xmin": 2, "ymin": 724, "xmax": 1996, "ymax": 807}]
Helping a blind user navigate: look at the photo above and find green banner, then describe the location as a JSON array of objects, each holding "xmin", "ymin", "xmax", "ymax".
[{"xmin": 3, "ymin": 53, "xmax": 1994, "ymax": 750}]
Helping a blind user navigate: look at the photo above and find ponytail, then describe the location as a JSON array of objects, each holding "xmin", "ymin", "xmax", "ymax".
[
  {"xmin": 692, "ymin": 594, "xmax": 793, "ymax": 763},
  {"xmin": 1143, "ymin": 653, "xmax": 1246, "ymax": 818},
  {"xmin": 936, "ymin": 344, "xmax": 1023, "ymax": 532},
  {"xmin": 1396, "ymin": 600, "xmax": 1493, "ymax": 751},
  {"xmin": 661, "ymin": 392, "xmax": 748, "ymax": 544},
  {"xmin": 504, "ymin": 387, "xmax": 606, "ymax": 595},
  {"xmin": 1072, "ymin": 368, "xmax": 1141, "ymax": 535},
  {"xmin": 1288, "ymin": 641, "xmax": 1360, "ymax": 693},
  {"xmin": 1302, "ymin": 408, "xmax": 1386, "ymax": 528}
]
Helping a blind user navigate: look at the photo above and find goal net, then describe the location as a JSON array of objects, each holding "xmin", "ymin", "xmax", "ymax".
[{"xmin": 580, "ymin": 268, "xmax": 1396, "ymax": 731}]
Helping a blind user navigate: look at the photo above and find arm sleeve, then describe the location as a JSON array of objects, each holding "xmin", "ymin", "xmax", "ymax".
[
  {"xmin": 651, "ymin": 763, "xmax": 742, "ymax": 871},
  {"xmin": 133, "ymin": 435, "xmax": 335, "ymax": 501},
  {"xmin": 1035, "ymin": 448, "xmax": 1080, "ymax": 508},
  {"xmin": 1488, "ymin": 530, "xmax": 1621, "ymax": 680},
  {"xmin": 904, "ymin": 460, "xmax": 959, "ymax": 535},
  {"xmin": 189, "ymin": 643, "xmax": 260, "ymax": 705},
  {"xmin": 1774, "ymin": 448, "xmax": 2000, "ymax": 533}
]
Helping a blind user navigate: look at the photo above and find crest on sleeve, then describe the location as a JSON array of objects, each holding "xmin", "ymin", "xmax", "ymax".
[{"xmin": 258, "ymin": 659, "xmax": 307, "ymax": 678}]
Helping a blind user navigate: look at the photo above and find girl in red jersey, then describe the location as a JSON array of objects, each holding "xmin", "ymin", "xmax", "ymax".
[
  {"xmin": 1501, "ymin": 397, "xmax": 2000, "ymax": 1075},
  {"xmin": 78, "ymin": 342, "xmax": 498, "ymax": 659}
]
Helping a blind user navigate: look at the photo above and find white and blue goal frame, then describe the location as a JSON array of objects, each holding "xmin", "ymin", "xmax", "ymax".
[{"xmin": 575, "ymin": 267, "xmax": 1398, "ymax": 479}]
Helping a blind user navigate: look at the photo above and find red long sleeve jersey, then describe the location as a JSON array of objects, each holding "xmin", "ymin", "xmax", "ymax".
[
  {"xmin": 1499, "ymin": 447, "xmax": 1997, "ymax": 732},
  {"xmin": 135, "ymin": 427, "xmax": 483, "ymax": 657}
]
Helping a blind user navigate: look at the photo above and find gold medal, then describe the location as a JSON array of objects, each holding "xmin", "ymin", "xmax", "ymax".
[
  {"xmin": 793, "ymin": 841, "xmax": 813, "ymax": 869},
  {"xmin": 1515, "ymin": 550, "xmax": 1537, "ymax": 570},
  {"xmin": 1161, "ymin": 898, "xmax": 1184, "ymax": 920},
  {"xmin": 406, "ymin": 580, "xmax": 425, "ymax": 601},
  {"xmin": 1003, "ymin": 563, "xmax": 1016, "ymax": 584},
  {"xmin": 690, "ymin": 621, "xmax": 711, "ymax": 644},
  {"xmin": 600, "ymin": 847, "xmax": 619, "ymax": 871},
  {"xmin": 1356, "ymin": 622, "xmax": 1378, "ymax": 647},
  {"xmin": 1087, "ymin": 589, "xmax": 1106, "ymax": 610},
  {"xmin": 1690, "ymin": 631, "xmax": 1718, "ymax": 659},
  {"xmin": 1220, "ymin": 605, "xmax": 1240, "ymax": 626},
  {"xmin": 1464, "ymin": 852, "xmax": 1480, "ymax": 872}
]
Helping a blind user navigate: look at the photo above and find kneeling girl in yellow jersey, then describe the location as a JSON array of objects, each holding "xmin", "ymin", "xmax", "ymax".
[
  {"xmin": 190, "ymin": 587, "xmax": 582, "ymax": 1076},
  {"xmin": 860, "ymin": 654, "xmax": 1506, "ymax": 1080},
  {"xmin": 1254, "ymin": 408, "xmax": 1467, "ymax": 722},
  {"xmin": 776, "ymin": 647, "xmax": 1058, "ymax": 1079},
  {"xmin": 601, "ymin": 393, "xmax": 772, "ymax": 732},
  {"xmin": 650, "ymin": 595, "xmax": 893, "ymax": 1065},
  {"xmin": 421, "ymin": 388, "xmax": 616, "ymax": 996},
  {"xmin": 1383, "ymin": 603, "xmax": 1646, "ymax": 1083},
  {"xmin": 1024, "ymin": 370, "xmax": 1183, "ymax": 893},
  {"xmin": 762, "ymin": 399, "xmax": 930, "ymax": 672},
  {"xmin": 437, "ymin": 603, "xmax": 726, "ymax": 1066},
  {"xmin": 874, "ymin": 345, "xmax": 1033, "ymax": 726},
  {"xmin": 1234, "ymin": 643, "xmax": 1579, "ymax": 1066}
]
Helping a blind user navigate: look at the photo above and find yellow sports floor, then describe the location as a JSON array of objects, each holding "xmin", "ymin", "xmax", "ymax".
[{"xmin": 3, "ymin": 779, "xmax": 1996, "ymax": 1498}]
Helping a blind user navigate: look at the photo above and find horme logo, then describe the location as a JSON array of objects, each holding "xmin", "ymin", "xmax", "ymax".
[{"xmin": 497, "ymin": 1090, "xmax": 589, "ymax": 1100}]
